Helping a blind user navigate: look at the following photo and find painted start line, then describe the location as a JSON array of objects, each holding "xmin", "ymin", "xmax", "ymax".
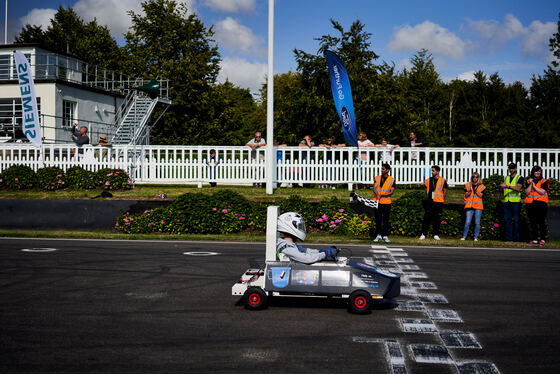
[
  {"xmin": 21, "ymin": 248, "xmax": 58, "ymax": 253},
  {"xmin": 183, "ymin": 251, "xmax": 220, "ymax": 256}
]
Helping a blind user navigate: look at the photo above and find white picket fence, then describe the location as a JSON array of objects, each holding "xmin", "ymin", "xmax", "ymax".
[{"xmin": 0, "ymin": 144, "xmax": 558, "ymax": 189}]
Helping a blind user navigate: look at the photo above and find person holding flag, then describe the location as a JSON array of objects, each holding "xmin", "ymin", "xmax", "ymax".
[{"xmin": 373, "ymin": 163, "xmax": 395, "ymax": 243}]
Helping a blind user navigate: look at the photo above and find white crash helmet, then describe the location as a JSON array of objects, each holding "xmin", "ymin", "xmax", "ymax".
[{"xmin": 277, "ymin": 212, "xmax": 306, "ymax": 241}]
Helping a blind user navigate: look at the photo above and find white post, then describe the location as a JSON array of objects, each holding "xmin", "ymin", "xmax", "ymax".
[
  {"xmin": 265, "ymin": 0, "xmax": 275, "ymax": 195},
  {"xmin": 4, "ymin": 0, "xmax": 7, "ymax": 45}
]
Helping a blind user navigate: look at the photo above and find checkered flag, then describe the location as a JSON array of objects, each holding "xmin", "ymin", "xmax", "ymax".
[{"xmin": 349, "ymin": 191, "xmax": 378, "ymax": 216}]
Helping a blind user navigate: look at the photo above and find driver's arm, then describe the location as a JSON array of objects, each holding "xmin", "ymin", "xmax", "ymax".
[{"xmin": 281, "ymin": 244, "xmax": 326, "ymax": 264}]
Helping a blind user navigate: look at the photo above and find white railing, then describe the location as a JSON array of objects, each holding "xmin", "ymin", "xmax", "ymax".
[{"xmin": 0, "ymin": 144, "xmax": 558, "ymax": 188}]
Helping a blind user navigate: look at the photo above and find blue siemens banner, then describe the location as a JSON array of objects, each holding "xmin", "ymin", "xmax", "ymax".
[{"xmin": 325, "ymin": 50, "xmax": 357, "ymax": 147}]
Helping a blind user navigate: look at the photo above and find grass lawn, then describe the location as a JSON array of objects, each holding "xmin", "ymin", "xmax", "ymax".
[
  {"xmin": 0, "ymin": 184, "xmax": 482, "ymax": 204},
  {"xmin": 1, "ymin": 229, "xmax": 558, "ymax": 248}
]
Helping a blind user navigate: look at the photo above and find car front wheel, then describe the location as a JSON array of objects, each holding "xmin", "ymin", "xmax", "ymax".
[{"xmin": 243, "ymin": 287, "xmax": 268, "ymax": 311}]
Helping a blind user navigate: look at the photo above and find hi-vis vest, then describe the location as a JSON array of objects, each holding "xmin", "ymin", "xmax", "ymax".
[
  {"xmin": 464, "ymin": 183, "xmax": 486, "ymax": 210},
  {"xmin": 524, "ymin": 178, "xmax": 549, "ymax": 204},
  {"xmin": 374, "ymin": 175, "xmax": 395, "ymax": 205},
  {"xmin": 424, "ymin": 176, "xmax": 446, "ymax": 203},
  {"xmin": 504, "ymin": 174, "xmax": 521, "ymax": 202}
]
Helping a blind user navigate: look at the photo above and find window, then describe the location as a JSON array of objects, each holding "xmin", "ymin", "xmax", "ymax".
[
  {"xmin": 63, "ymin": 100, "xmax": 77, "ymax": 128},
  {"xmin": 0, "ymin": 54, "xmax": 10, "ymax": 80},
  {"xmin": 0, "ymin": 98, "xmax": 41, "ymax": 138}
]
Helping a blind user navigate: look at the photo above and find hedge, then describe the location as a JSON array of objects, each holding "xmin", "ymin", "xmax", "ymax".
[
  {"xmin": 0, "ymin": 165, "xmax": 132, "ymax": 190},
  {"xmin": 115, "ymin": 189, "xmax": 542, "ymax": 240}
]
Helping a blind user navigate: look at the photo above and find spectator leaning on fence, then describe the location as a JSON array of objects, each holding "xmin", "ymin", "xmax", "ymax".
[
  {"xmin": 461, "ymin": 172, "xmax": 486, "ymax": 241},
  {"xmin": 246, "ymin": 131, "xmax": 266, "ymax": 159},
  {"xmin": 419, "ymin": 165, "xmax": 448, "ymax": 241},
  {"xmin": 376, "ymin": 138, "xmax": 400, "ymax": 163},
  {"xmin": 373, "ymin": 163, "xmax": 395, "ymax": 243},
  {"xmin": 500, "ymin": 162, "xmax": 524, "ymax": 242},
  {"xmin": 524, "ymin": 165, "xmax": 549, "ymax": 247}
]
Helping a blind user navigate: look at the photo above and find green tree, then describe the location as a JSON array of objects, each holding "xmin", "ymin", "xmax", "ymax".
[
  {"xmin": 403, "ymin": 49, "xmax": 445, "ymax": 144},
  {"xmin": 549, "ymin": 12, "xmax": 560, "ymax": 68},
  {"xmin": 123, "ymin": 0, "xmax": 222, "ymax": 144},
  {"xmin": 15, "ymin": 6, "xmax": 123, "ymax": 70}
]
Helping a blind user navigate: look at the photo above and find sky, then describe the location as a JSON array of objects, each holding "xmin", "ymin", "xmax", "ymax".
[{"xmin": 2, "ymin": 0, "xmax": 559, "ymax": 93}]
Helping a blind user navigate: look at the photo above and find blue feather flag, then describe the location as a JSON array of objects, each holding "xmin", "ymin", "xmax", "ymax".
[{"xmin": 325, "ymin": 50, "xmax": 358, "ymax": 147}]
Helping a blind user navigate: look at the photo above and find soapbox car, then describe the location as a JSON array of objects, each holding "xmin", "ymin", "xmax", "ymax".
[{"xmin": 232, "ymin": 206, "xmax": 400, "ymax": 314}]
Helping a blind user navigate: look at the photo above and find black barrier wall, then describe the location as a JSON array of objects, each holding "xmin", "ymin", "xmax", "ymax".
[{"xmin": 0, "ymin": 199, "xmax": 558, "ymax": 239}]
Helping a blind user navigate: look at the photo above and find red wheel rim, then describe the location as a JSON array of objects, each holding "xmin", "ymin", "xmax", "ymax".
[
  {"xmin": 354, "ymin": 296, "xmax": 367, "ymax": 309},
  {"xmin": 248, "ymin": 293, "xmax": 261, "ymax": 305}
]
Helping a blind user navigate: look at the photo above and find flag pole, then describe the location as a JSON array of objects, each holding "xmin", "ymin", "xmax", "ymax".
[{"xmin": 265, "ymin": 0, "xmax": 274, "ymax": 195}]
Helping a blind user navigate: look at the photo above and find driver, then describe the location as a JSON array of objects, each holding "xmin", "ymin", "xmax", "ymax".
[{"xmin": 276, "ymin": 212, "xmax": 339, "ymax": 264}]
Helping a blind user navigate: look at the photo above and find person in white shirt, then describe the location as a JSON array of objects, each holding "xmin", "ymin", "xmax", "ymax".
[
  {"xmin": 357, "ymin": 132, "xmax": 375, "ymax": 161},
  {"xmin": 376, "ymin": 138, "xmax": 400, "ymax": 163}
]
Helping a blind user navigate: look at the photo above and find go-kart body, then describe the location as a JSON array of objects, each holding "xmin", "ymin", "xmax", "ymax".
[{"xmin": 232, "ymin": 206, "xmax": 400, "ymax": 313}]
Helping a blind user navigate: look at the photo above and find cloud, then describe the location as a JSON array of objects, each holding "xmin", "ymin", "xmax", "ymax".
[
  {"xmin": 456, "ymin": 70, "xmax": 476, "ymax": 82},
  {"xmin": 468, "ymin": 14, "xmax": 556, "ymax": 60},
  {"xmin": 19, "ymin": 0, "xmax": 196, "ymax": 37},
  {"xmin": 19, "ymin": 8, "xmax": 57, "ymax": 30},
  {"xmin": 387, "ymin": 21, "xmax": 466, "ymax": 59},
  {"xmin": 202, "ymin": 0, "xmax": 255, "ymax": 13},
  {"xmin": 215, "ymin": 17, "xmax": 265, "ymax": 57},
  {"xmin": 218, "ymin": 56, "xmax": 267, "ymax": 93}
]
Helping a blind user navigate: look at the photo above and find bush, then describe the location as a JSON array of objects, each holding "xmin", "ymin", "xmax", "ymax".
[
  {"xmin": 117, "ymin": 190, "xmax": 264, "ymax": 235},
  {"xmin": 279, "ymin": 195, "xmax": 317, "ymax": 226},
  {"xmin": 390, "ymin": 191, "xmax": 424, "ymax": 237},
  {"xmin": 346, "ymin": 215, "xmax": 373, "ymax": 238},
  {"xmin": 36, "ymin": 167, "xmax": 67, "ymax": 190},
  {"xmin": 482, "ymin": 174, "xmax": 505, "ymax": 197},
  {"xmin": 0, "ymin": 165, "xmax": 37, "ymax": 190},
  {"xmin": 96, "ymin": 168, "xmax": 132, "ymax": 190},
  {"xmin": 549, "ymin": 178, "xmax": 560, "ymax": 197},
  {"xmin": 66, "ymin": 166, "xmax": 98, "ymax": 189}
]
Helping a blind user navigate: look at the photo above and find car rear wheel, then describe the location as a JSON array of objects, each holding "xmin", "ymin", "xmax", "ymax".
[
  {"xmin": 243, "ymin": 287, "xmax": 268, "ymax": 311},
  {"xmin": 348, "ymin": 290, "xmax": 372, "ymax": 314}
]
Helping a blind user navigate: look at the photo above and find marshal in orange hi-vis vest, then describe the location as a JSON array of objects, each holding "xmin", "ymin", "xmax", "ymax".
[
  {"xmin": 424, "ymin": 176, "xmax": 446, "ymax": 203},
  {"xmin": 374, "ymin": 175, "xmax": 395, "ymax": 204},
  {"xmin": 464, "ymin": 182, "xmax": 486, "ymax": 210}
]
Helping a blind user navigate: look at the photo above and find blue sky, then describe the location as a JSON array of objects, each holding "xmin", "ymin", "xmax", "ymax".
[{"xmin": 2, "ymin": 0, "xmax": 559, "ymax": 92}]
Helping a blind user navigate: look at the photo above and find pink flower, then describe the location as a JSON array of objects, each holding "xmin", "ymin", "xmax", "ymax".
[
  {"xmin": 107, "ymin": 173, "xmax": 112, "ymax": 177},
  {"xmin": 316, "ymin": 218, "xmax": 323, "ymax": 222},
  {"xmin": 228, "ymin": 205, "xmax": 231, "ymax": 208},
  {"xmin": 14, "ymin": 178, "xmax": 19, "ymax": 182},
  {"xmin": 481, "ymin": 226, "xmax": 486, "ymax": 229},
  {"xmin": 57, "ymin": 174, "xmax": 62, "ymax": 177},
  {"xmin": 239, "ymin": 217, "xmax": 245, "ymax": 220},
  {"xmin": 494, "ymin": 223, "xmax": 499, "ymax": 227},
  {"xmin": 331, "ymin": 224, "xmax": 337, "ymax": 228},
  {"xmin": 339, "ymin": 209, "xmax": 344, "ymax": 213},
  {"xmin": 148, "ymin": 223, "xmax": 152, "ymax": 227},
  {"xmin": 212, "ymin": 207, "xmax": 217, "ymax": 211},
  {"xmin": 177, "ymin": 220, "xmax": 180, "ymax": 222},
  {"xmin": 362, "ymin": 221, "xmax": 368, "ymax": 224},
  {"xmin": 222, "ymin": 209, "xmax": 228, "ymax": 213},
  {"xmin": 105, "ymin": 182, "xmax": 110, "ymax": 186},
  {"xmin": 441, "ymin": 221, "xmax": 446, "ymax": 224},
  {"xmin": 144, "ymin": 210, "xmax": 149, "ymax": 214},
  {"xmin": 125, "ymin": 222, "xmax": 130, "ymax": 226},
  {"xmin": 334, "ymin": 219, "xmax": 341, "ymax": 224},
  {"xmin": 161, "ymin": 221, "xmax": 165, "ymax": 225},
  {"xmin": 127, "ymin": 180, "xmax": 131, "ymax": 184},
  {"xmin": 322, "ymin": 214, "xmax": 328, "ymax": 221}
]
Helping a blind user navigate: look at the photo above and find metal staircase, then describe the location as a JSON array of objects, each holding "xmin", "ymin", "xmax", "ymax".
[
  {"xmin": 109, "ymin": 78, "xmax": 172, "ymax": 145},
  {"xmin": 111, "ymin": 93, "xmax": 158, "ymax": 145}
]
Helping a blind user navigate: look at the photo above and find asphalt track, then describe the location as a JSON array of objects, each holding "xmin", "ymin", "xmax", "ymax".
[{"xmin": 1, "ymin": 238, "xmax": 559, "ymax": 373}]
